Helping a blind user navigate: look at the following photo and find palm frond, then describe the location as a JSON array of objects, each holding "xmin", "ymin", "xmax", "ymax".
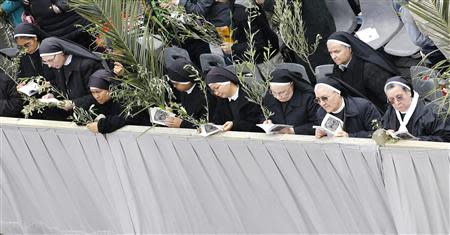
[{"xmin": 407, "ymin": 0, "xmax": 450, "ymax": 57}]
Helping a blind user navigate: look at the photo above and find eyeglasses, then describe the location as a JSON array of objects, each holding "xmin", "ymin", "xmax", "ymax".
[
  {"xmin": 42, "ymin": 55, "xmax": 57, "ymax": 65},
  {"xmin": 314, "ymin": 96, "xmax": 330, "ymax": 104},
  {"xmin": 387, "ymin": 95, "xmax": 405, "ymax": 105}
]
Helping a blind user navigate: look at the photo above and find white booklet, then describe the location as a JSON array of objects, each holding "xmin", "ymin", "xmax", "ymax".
[
  {"xmin": 355, "ymin": 27, "xmax": 380, "ymax": 43},
  {"xmin": 390, "ymin": 130, "xmax": 419, "ymax": 140},
  {"xmin": 18, "ymin": 82, "xmax": 39, "ymax": 96},
  {"xmin": 38, "ymin": 97, "xmax": 61, "ymax": 104},
  {"xmin": 199, "ymin": 123, "xmax": 224, "ymax": 137},
  {"xmin": 256, "ymin": 123, "xmax": 293, "ymax": 134},
  {"xmin": 149, "ymin": 107, "xmax": 176, "ymax": 126},
  {"xmin": 313, "ymin": 113, "xmax": 344, "ymax": 137}
]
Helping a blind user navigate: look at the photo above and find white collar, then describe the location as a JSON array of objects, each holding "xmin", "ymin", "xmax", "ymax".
[
  {"xmin": 185, "ymin": 84, "xmax": 196, "ymax": 94},
  {"xmin": 339, "ymin": 58, "xmax": 351, "ymax": 71},
  {"xmin": 332, "ymin": 97, "xmax": 345, "ymax": 114},
  {"xmin": 228, "ymin": 86, "xmax": 239, "ymax": 102},
  {"xmin": 395, "ymin": 91, "xmax": 419, "ymax": 132},
  {"xmin": 64, "ymin": 54, "xmax": 73, "ymax": 66}
]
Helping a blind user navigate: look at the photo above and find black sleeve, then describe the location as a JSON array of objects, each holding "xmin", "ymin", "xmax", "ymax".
[
  {"xmin": 72, "ymin": 59, "xmax": 103, "ymax": 109},
  {"xmin": 293, "ymin": 95, "xmax": 318, "ymax": 135},
  {"xmin": 231, "ymin": 102, "xmax": 264, "ymax": 132},
  {"xmin": 180, "ymin": 0, "xmax": 214, "ymax": 16},
  {"xmin": 349, "ymin": 101, "xmax": 381, "ymax": 138},
  {"xmin": 97, "ymin": 115, "xmax": 126, "ymax": 134},
  {"xmin": 0, "ymin": 77, "xmax": 23, "ymax": 117}
]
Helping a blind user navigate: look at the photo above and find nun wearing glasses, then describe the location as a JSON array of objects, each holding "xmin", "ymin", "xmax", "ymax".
[
  {"xmin": 263, "ymin": 68, "xmax": 318, "ymax": 135},
  {"xmin": 39, "ymin": 37, "xmax": 103, "ymax": 111},
  {"xmin": 206, "ymin": 66, "xmax": 264, "ymax": 132},
  {"xmin": 382, "ymin": 76, "xmax": 450, "ymax": 142},
  {"xmin": 165, "ymin": 57, "xmax": 210, "ymax": 129},
  {"xmin": 314, "ymin": 76, "xmax": 381, "ymax": 138}
]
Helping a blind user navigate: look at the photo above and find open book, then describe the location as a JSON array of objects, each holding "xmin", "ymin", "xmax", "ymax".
[
  {"xmin": 389, "ymin": 130, "xmax": 419, "ymax": 140},
  {"xmin": 256, "ymin": 123, "xmax": 293, "ymax": 134},
  {"xmin": 199, "ymin": 123, "xmax": 224, "ymax": 137},
  {"xmin": 149, "ymin": 107, "xmax": 176, "ymax": 126},
  {"xmin": 313, "ymin": 113, "xmax": 344, "ymax": 137},
  {"xmin": 18, "ymin": 82, "xmax": 39, "ymax": 97}
]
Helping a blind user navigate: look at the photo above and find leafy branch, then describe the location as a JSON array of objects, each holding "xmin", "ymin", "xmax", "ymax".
[{"xmin": 273, "ymin": 0, "xmax": 321, "ymax": 75}]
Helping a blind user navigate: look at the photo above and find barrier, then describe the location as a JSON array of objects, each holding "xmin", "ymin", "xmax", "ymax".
[{"xmin": 0, "ymin": 117, "xmax": 448, "ymax": 234}]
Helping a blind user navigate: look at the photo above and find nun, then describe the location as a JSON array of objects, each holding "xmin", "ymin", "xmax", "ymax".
[
  {"xmin": 263, "ymin": 68, "xmax": 318, "ymax": 135},
  {"xmin": 86, "ymin": 69, "xmax": 150, "ymax": 134},
  {"xmin": 14, "ymin": 23, "xmax": 53, "ymax": 79},
  {"xmin": 327, "ymin": 31, "xmax": 399, "ymax": 112},
  {"xmin": 39, "ymin": 37, "xmax": 103, "ymax": 111},
  {"xmin": 314, "ymin": 76, "xmax": 381, "ymax": 138},
  {"xmin": 165, "ymin": 58, "xmax": 210, "ymax": 129},
  {"xmin": 0, "ymin": 71, "xmax": 22, "ymax": 117},
  {"xmin": 206, "ymin": 66, "xmax": 264, "ymax": 132},
  {"xmin": 382, "ymin": 76, "xmax": 450, "ymax": 142}
]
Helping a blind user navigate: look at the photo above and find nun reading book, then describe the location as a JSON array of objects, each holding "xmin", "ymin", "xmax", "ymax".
[
  {"xmin": 165, "ymin": 57, "xmax": 211, "ymax": 129},
  {"xmin": 382, "ymin": 76, "xmax": 450, "ymax": 142},
  {"xmin": 206, "ymin": 67, "xmax": 264, "ymax": 132},
  {"xmin": 86, "ymin": 70, "xmax": 150, "ymax": 134},
  {"xmin": 262, "ymin": 68, "xmax": 318, "ymax": 135},
  {"xmin": 39, "ymin": 37, "xmax": 104, "ymax": 113},
  {"xmin": 314, "ymin": 76, "xmax": 381, "ymax": 138}
]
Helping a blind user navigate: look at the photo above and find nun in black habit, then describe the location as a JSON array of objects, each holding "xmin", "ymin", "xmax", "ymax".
[
  {"xmin": 0, "ymin": 71, "xmax": 23, "ymax": 117},
  {"xmin": 166, "ymin": 58, "xmax": 210, "ymax": 129},
  {"xmin": 382, "ymin": 76, "xmax": 450, "ymax": 142},
  {"xmin": 263, "ymin": 68, "xmax": 318, "ymax": 135},
  {"xmin": 314, "ymin": 76, "xmax": 382, "ymax": 138},
  {"xmin": 86, "ymin": 70, "xmax": 150, "ymax": 134},
  {"xmin": 327, "ymin": 31, "xmax": 400, "ymax": 113},
  {"xmin": 14, "ymin": 23, "xmax": 53, "ymax": 80},
  {"xmin": 39, "ymin": 37, "xmax": 103, "ymax": 111},
  {"xmin": 206, "ymin": 66, "xmax": 264, "ymax": 132}
]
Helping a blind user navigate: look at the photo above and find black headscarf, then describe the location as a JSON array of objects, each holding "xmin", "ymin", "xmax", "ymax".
[
  {"xmin": 39, "ymin": 37, "xmax": 101, "ymax": 61},
  {"xmin": 270, "ymin": 68, "xmax": 313, "ymax": 93},
  {"xmin": 166, "ymin": 58, "xmax": 199, "ymax": 83},
  {"xmin": 384, "ymin": 76, "xmax": 414, "ymax": 97},
  {"xmin": 206, "ymin": 66, "xmax": 239, "ymax": 84},
  {"xmin": 314, "ymin": 76, "xmax": 347, "ymax": 96},
  {"xmin": 327, "ymin": 31, "xmax": 399, "ymax": 75},
  {"xmin": 14, "ymin": 23, "xmax": 48, "ymax": 41},
  {"xmin": 88, "ymin": 69, "xmax": 116, "ymax": 90}
]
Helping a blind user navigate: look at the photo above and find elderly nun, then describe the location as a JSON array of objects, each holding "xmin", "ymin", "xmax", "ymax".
[
  {"xmin": 314, "ymin": 76, "xmax": 381, "ymax": 138},
  {"xmin": 206, "ymin": 66, "xmax": 264, "ymax": 132},
  {"xmin": 263, "ymin": 68, "xmax": 318, "ymax": 135},
  {"xmin": 327, "ymin": 31, "xmax": 399, "ymax": 113},
  {"xmin": 39, "ymin": 37, "xmax": 103, "ymax": 111},
  {"xmin": 382, "ymin": 76, "xmax": 450, "ymax": 142},
  {"xmin": 86, "ymin": 69, "xmax": 150, "ymax": 133},
  {"xmin": 165, "ymin": 57, "xmax": 210, "ymax": 129}
]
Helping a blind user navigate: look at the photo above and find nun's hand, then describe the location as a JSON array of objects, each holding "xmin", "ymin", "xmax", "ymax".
[
  {"xmin": 315, "ymin": 128, "xmax": 327, "ymax": 139},
  {"xmin": 220, "ymin": 42, "xmax": 233, "ymax": 55},
  {"xmin": 334, "ymin": 130, "xmax": 349, "ymax": 138},
  {"xmin": 62, "ymin": 100, "xmax": 74, "ymax": 111},
  {"xmin": 223, "ymin": 121, "xmax": 233, "ymax": 131},
  {"xmin": 86, "ymin": 122, "xmax": 99, "ymax": 133},
  {"xmin": 50, "ymin": 4, "xmax": 62, "ymax": 14},
  {"xmin": 263, "ymin": 119, "xmax": 272, "ymax": 124},
  {"xmin": 23, "ymin": 0, "xmax": 30, "ymax": 5},
  {"xmin": 165, "ymin": 116, "xmax": 182, "ymax": 128},
  {"xmin": 113, "ymin": 62, "xmax": 124, "ymax": 76},
  {"xmin": 279, "ymin": 127, "xmax": 295, "ymax": 134},
  {"xmin": 256, "ymin": 0, "xmax": 264, "ymax": 5},
  {"xmin": 41, "ymin": 93, "xmax": 55, "ymax": 99}
]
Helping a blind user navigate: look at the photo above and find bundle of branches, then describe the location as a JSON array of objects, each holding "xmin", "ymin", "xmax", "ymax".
[
  {"xmin": 273, "ymin": 0, "xmax": 321, "ymax": 75},
  {"xmin": 70, "ymin": 0, "xmax": 173, "ymax": 116},
  {"xmin": 234, "ymin": 7, "xmax": 275, "ymax": 121},
  {"xmin": 406, "ymin": 0, "xmax": 450, "ymax": 118}
]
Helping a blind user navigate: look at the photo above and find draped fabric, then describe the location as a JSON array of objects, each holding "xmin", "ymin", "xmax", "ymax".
[{"xmin": 0, "ymin": 119, "xmax": 448, "ymax": 234}]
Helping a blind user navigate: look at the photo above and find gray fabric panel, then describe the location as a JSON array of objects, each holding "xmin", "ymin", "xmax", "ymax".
[{"xmin": 1, "ymin": 125, "xmax": 448, "ymax": 234}]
